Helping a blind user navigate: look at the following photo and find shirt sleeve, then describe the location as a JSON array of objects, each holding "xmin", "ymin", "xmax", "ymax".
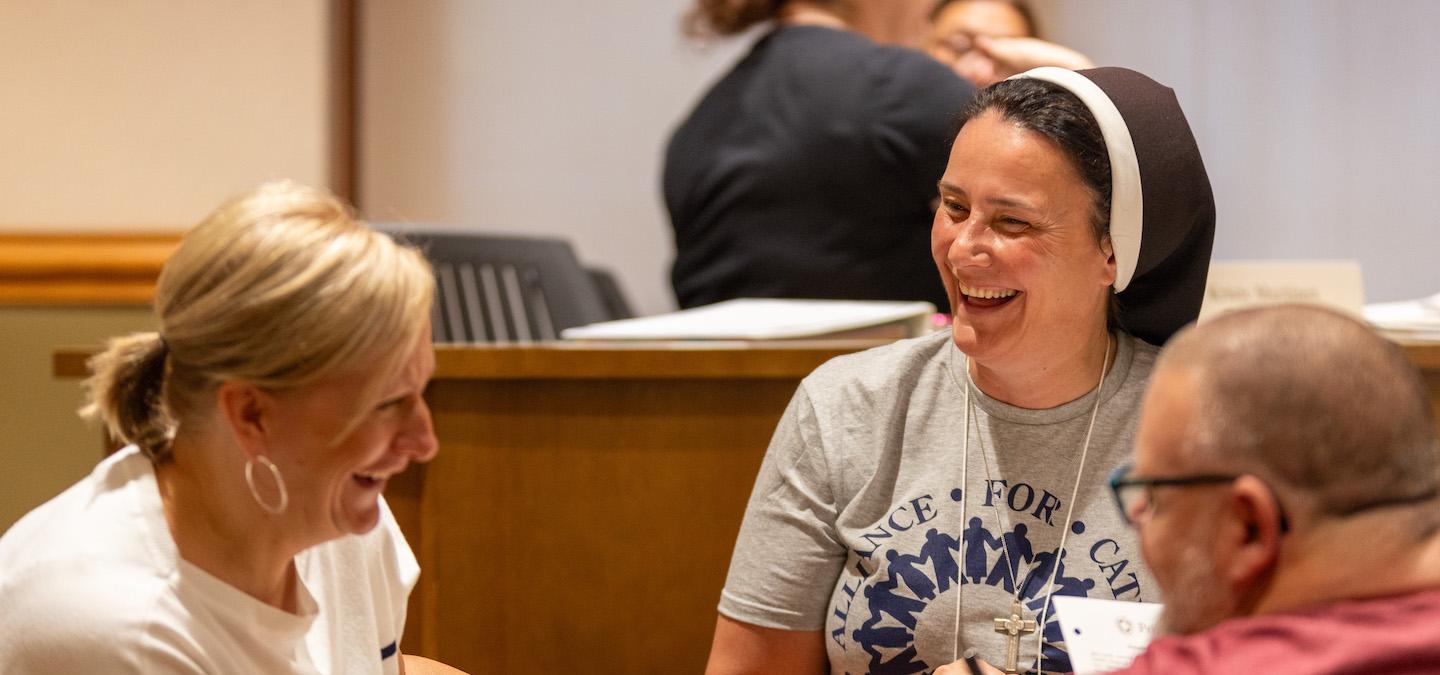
[
  {"xmin": 370, "ymin": 497, "xmax": 420, "ymax": 654},
  {"xmin": 717, "ymin": 383, "xmax": 848, "ymax": 630},
  {"xmin": 0, "ymin": 561, "xmax": 207, "ymax": 675}
]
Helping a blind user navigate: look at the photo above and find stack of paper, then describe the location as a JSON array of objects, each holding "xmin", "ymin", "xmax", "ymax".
[
  {"xmin": 1364, "ymin": 292, "xmax": 1440, "ymax": 341},
  {"xmin": 560, "ymin": 298, "xmax": 937, "ymax": 341}
]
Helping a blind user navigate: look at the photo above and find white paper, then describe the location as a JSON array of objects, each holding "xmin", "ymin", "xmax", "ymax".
[
  {"xmin": 1364, "ymin": 292, "xmax": 1440, "ymax": 340},
  {"xmin": 1052, "ymin": 596, "xmax": 1163, "ymax": 675},
  {"xmin": 559, "ymin": 298, "xmax": 936, "ymax": 340}
]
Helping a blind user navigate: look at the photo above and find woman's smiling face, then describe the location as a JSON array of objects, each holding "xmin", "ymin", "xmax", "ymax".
[
  {"xmin": 932, "ymin": 109, "xmax": 1116, "ymax": 368},
  {"xmin": 261, "ymin": 327, "xmax": 439, "ymax": 541}
]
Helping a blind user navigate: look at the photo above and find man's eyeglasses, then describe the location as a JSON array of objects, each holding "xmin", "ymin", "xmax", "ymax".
[{"xmin": 1107, "ymin": 463, "xmax": 1242, "ymax": 526}]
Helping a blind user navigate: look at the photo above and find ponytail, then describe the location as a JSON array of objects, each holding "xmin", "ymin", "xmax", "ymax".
[{"xmin": 81, "ymin": 332, "xmax": 176, "ymax": 462}]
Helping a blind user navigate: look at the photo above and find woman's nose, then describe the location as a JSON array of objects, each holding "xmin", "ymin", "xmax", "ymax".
[
  {"xmin": 946, "ymin": 216, "xmax": 991, "ymax": 269},
  {"xmin": 401, "ymin": 398, "xmax": 439, "ymax": 463}
]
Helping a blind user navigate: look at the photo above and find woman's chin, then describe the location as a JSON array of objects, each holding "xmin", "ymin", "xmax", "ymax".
[
  {"xmin": 334, "ymin": 484, "xmax": 385, "ymax": 535},
  {"xmin": 335, "ymin": 505, "xmax": 382, "ymax": 536},
  {"xmin": 948, "ymin": 319, "xmax": 988, "ymax": 354}
]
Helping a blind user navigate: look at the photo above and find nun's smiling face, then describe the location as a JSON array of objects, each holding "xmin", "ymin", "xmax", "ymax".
[{"xmin": 933, "ymin": 110, "xmax": 1116, "ymax": 371}]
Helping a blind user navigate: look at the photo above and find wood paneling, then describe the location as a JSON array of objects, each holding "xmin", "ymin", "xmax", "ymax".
[
  {"xmin": 417, "ymin": 376, "xmax": 802, "ymax": 673},
  {"xmin": 0, "ymin": 233, "xmax": 181, "ymax": 305}
]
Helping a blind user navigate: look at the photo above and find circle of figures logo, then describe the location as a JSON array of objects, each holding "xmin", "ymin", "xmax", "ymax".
[{"xmin": 852, "ymin": 490, "xmax": 1097, "ymax": 674}]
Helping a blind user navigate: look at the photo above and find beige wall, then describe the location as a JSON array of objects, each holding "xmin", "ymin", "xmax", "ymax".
[
  {"xmin": 0, "ymin": 307, "xmax": 155, "ymax": 530},
  {"xmin": 359, "ymin": 0, "xmax": 754, "ymax": 317},
  {"xmin": 0, "ymin": 1, "xmax": 334, "ymax": 529},
  {"xmin": 364, "ymin": 1, "xmax": 1440, "ymax": 313},
  {"xmin": 1032, "ymin": 0, "xmax": 1440, "ymax": 303},
  {"xmin": 0, "ymin": 1, "xmax": 334, "ymax": 229}
]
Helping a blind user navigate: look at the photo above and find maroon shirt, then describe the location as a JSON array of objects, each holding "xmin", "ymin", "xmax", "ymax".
[{"xmin": 1110, "ymin": 589, "xmax": 1440, "ymax": 674}]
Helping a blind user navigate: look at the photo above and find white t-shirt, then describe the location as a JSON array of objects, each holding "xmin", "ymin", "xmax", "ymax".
[{"xmin": 0, "ymin": 446, "xmax": 418, "ymax": 674}]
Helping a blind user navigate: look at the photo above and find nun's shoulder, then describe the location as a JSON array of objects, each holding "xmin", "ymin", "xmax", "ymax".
[
  {"xmin": 1118, "ymin": 330, "xmax": 1162, "ymax": 384},
  {"xmin": 802, "ymin": 331, "xmax": 952, "ymax": 397}
]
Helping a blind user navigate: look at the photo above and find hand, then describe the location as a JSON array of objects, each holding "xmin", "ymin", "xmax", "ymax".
[
  {"xmin": 954, "ymin": 36, "xmax": 1096, "ymax": 87},
  {"xmin": 934, "ymin": 654, "xmax": 1007, "ymax": 675}
]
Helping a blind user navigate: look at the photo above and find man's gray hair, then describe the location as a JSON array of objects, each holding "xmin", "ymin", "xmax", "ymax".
[{"xmin": 1158, "ymin": 304, "xmax": 1437, "ymax": 520}]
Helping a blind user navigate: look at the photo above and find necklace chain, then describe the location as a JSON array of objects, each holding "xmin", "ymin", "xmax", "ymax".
[{"xmin": 947, "ymin": 335, "xmax": 1113, "ymax": 674}]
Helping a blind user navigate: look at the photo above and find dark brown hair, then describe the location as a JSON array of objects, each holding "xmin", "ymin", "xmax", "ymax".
[
  {"xmin": 958, "ymin": 77, "xmax": 1110, "ymax": 243},
  {"xmin": 684, "ymin": 0, "xmax": 855, "ymax": 38}
]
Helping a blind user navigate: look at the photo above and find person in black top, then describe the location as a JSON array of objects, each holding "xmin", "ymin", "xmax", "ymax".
[{"xmin": 665, "ymin": 0, "xmax": 974, "ymax": 310}]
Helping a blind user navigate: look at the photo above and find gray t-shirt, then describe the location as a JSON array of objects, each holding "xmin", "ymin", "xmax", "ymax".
[{"xmin": 719, "ymin": 331, "xmax": 1159, "ymax": 675}]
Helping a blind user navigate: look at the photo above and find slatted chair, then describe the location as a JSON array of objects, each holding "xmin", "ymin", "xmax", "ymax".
[{"xmin": 386, "ymin": 231, "xmax": 623, "ymax": 343}]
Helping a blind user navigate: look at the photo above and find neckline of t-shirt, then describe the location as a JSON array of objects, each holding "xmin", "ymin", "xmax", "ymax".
[
  {"xmin": 113, "ymin": 445, "xmax": 321, "ymax": 637},
  {"xmin": 175, "ymin": 557, "xmax": 319, "ymax": 637},
  {"xmin": 954, "ymin": 332, "xmax": 1138, "ymax": 425}
]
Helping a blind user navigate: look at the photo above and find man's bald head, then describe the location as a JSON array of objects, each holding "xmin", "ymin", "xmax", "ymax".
[{"xmin": 1157, "ymin": 305, "xmax": 1438, "ymax": 522}]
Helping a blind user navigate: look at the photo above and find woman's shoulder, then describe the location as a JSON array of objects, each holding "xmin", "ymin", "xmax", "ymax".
[
  {"xmin": 0, "ymin": 555, "xmax": 195, "ymax": 672},
  {"xmin": 804, "ymin": 332, "xmax": 951, "ymax": 398},
  {"xmin": 769, "ymin": 26, "xmax": 966, "ymax": 95},
  {"xmin": 1119, "ymin": 332, "xmax": 1161, "ymax": 382},
  {"xmin": 0, "ymin": 447, "xmax": 170, "ymax": 575},
  {"xmin": 867, "ymin": 42, "xmax": 972, "ymax": 101}
]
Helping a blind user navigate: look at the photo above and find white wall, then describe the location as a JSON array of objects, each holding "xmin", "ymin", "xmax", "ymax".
[
  {"xmin": 361, "ymin": 0, "xmax": 753, "ymax": 316},
  {"xmin": 0, "ymin": 1, "xmax": 333, "ymax": 228},
  {"xmin": 362, "ymin": 1, "xmax": 1440, "ymax": 314},
  {"xmin": 1031, "ymin": 0, "xmax": 1440, "ymax": 302}
]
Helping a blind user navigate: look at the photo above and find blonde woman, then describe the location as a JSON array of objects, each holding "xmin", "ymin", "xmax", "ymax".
[{"xmin": 0, "ymin": 183, "xmax": 463, "ymax": 674}]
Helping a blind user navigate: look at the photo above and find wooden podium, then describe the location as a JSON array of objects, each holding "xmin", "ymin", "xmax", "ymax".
[
  {"xmin": 54, "ymin": 338, "xmax": 1440, "ymax": 674},
  {"xmin": 379, "ymin": 341, "xmax": 882, "ymax": 674}
]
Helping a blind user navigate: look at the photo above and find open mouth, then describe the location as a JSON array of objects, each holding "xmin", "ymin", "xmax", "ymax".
[
  {"xmin": 353, "ymin": 471, "xmax": 389, "ymax": 489},
  {"xmin": 959, "ymin": 283, "xmax": 1020, "ymax": 309}
]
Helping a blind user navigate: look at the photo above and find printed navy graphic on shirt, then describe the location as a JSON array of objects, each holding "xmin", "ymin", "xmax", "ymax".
[{"xmin": 828, "ymin": 481, "xmax": 1146, "ymax": 675}]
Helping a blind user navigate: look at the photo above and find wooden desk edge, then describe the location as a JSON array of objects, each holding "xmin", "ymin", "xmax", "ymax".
[
  {"xmin": 54, "ymin": 338, "xmax": 1440, "ymax": 380},
  {"xmin": 53, "ymin": 340, "xmax": 893, "ymax": 380}
]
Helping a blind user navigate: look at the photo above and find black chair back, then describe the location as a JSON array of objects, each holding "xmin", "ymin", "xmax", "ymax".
[{"xmin": 390, "ymin": 231, "xmax": 618, "ymax": 343}]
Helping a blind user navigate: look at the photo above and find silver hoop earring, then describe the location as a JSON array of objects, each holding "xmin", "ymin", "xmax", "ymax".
[{"xmin": 244, "ymin": 454, "xmax": 289, "ymax": 515}]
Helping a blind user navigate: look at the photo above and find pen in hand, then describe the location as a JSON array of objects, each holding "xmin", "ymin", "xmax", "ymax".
[{"xmin": 963, "ymin": 648, "xmax": 982, "ymax": 675}]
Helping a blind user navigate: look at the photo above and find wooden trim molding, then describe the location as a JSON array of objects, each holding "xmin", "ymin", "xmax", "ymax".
[
  {"xmin": 0, "ymin": 232, "xmax": 182, "ymax": 305},
  {"xmin": 329, "ymin": 0, "xmax": 358, "ymax": 204},
  {"xmin": 55, "ymin": 339, "xmax": 1440, "ymax": 381}
]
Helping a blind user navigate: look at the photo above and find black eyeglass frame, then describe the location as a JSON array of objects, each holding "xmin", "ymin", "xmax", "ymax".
[{"xmin": 1108, "ymin": 463, "xmax": 1281, "ymax": 528}]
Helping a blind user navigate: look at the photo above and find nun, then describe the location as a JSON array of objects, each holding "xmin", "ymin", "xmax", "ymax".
[{"xmin": 704, "ymin": 68, "xmax": 1215, "ymax": 675}]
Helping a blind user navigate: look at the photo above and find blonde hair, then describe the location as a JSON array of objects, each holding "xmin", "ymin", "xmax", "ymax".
[{"xmin": 82, "ymin": 181, "xmax": 435, "ymax": 463}]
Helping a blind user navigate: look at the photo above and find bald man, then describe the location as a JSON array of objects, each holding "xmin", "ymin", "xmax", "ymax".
[
  {"xmin": 1111, "ymin": 305, "xmax": 1440, "ymax": 671},
  {"xmin": 939, "ymin": 304, "xmax": 1440, "ymax": 674}
]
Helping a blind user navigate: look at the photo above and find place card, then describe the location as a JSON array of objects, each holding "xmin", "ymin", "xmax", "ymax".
[
  {"xmin": 1052, "ymin": 596, "xmax": 1164, "ymax": 674},
  {"xmin": 1198, "ymin": 260, "xmax": 1363, "ymax": 322}
]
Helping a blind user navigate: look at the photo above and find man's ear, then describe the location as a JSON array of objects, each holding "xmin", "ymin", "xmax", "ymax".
[
  {"xmin": 1222, "ymin": 475, "xmax": 1284, "ymax": 589},
  {"xmin": 215, "ymin": 380, "xmax": 275, "ymax": 459}
]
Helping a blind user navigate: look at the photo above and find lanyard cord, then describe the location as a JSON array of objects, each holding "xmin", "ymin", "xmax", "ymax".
[{"xmin": 947, "ymin": 336, "xmax": 1112, "ymax": 673}]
